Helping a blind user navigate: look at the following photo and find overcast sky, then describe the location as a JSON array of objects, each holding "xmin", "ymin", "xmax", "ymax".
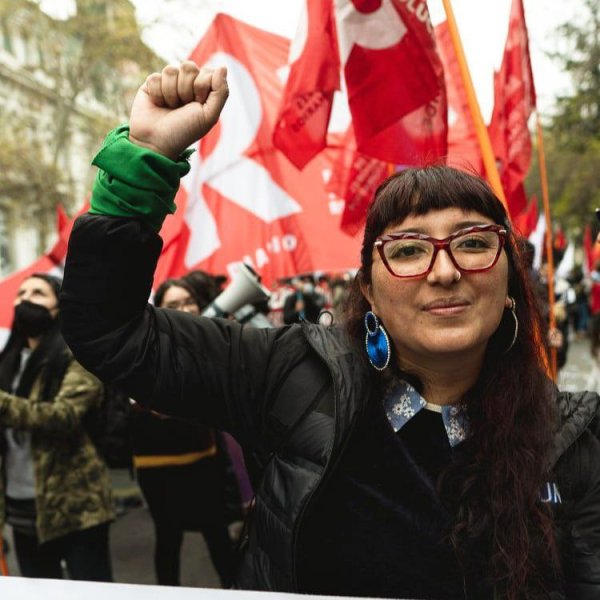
[{"xmin": 43, "ymin": 0, "xmax": 578, "ymax": 121}]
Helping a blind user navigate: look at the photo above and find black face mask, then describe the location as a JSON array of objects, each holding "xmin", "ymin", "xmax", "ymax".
[{"xmin": 13, "ymin": 301, "xmax": 55, "ymax": 338}]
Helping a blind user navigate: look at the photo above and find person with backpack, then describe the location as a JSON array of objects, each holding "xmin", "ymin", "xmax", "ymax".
[
  {"xmin": 60, "ymin": 63, "xmax": 600, "ymax": 598},
  {"xmin": 0, "ymin": 273, "xmax": 114, "ymax": 580}
]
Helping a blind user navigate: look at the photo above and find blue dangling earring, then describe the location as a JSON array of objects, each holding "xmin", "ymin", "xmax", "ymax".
[{"xmin": 364, "ymin": 311, "xmax": 391, "ymax": 371}]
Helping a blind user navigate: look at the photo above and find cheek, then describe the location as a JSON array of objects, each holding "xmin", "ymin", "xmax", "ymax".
[{"xmin": 368, "ymin": 269, "xmax": 412, "ymax": 316}]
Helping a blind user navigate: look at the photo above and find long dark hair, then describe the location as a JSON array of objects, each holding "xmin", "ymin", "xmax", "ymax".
[
  {"xmin": 344, "ymin": 166, "xmax": 560, "ymax": 598},
  {"xmin": 0, "ymin": 274, "xmax": 71, "ymax": 403}
]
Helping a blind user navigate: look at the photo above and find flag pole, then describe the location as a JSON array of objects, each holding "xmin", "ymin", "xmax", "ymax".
[
  {"xmin": 441, "ymin": 0, "xmax": 508, "ymax": 211},
  {"xmin": 536, "ymin": 114, "xmax": 558, "ymax": 380}
]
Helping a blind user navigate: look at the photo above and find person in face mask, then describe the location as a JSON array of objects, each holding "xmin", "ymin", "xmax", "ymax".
[{"xmin": 0, "ymin": 274, "xmax": 114, "ymax": 580}]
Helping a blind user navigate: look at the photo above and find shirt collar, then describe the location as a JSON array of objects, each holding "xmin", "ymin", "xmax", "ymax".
[{"xmin": 383, "ymin": 380, "xmax": 470, "ymax": 447}]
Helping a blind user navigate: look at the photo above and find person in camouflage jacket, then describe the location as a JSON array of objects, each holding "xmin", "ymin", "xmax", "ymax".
[{"xmin": 0, "ymin": 274, "xmax": 114, "ymax": 580}]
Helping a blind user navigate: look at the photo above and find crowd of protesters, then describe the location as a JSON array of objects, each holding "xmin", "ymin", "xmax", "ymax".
[
  {"xmin": 1, "ymin": 201, "xmax": 599, "ymax": 592},
  {"xmin": 0, "ymin": 267, "xmax": 354, "ymax": 585},
  {"xmin": 1, "ymin": 235, "xmax": 599, "ymax": 591},
  {"xmin": 1, "ymin": 218, "xmax": 599, "ymax": 590},
  {"xmin": 2, "ymin": 58, "xmax": 600, "ymax": 599}
]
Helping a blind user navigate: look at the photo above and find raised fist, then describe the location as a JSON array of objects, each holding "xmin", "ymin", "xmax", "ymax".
[{"xmin": 129, "ymin": 61, "xmax": 229, "ymax": 160}]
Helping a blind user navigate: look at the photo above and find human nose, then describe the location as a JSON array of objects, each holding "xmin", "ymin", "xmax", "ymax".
[{"xmin": 426, "ymin": 247, "xmax": 460, "ymax": 285}]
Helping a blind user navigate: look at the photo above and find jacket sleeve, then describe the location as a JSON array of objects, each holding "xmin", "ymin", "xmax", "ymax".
[
  {"xmin": 560, "ymin": 429, "xmax": 600, "ymax": 598},
  {"xmin": 60, "ymin": 215, "xmax": 308, "ymax": 449},
  {"xmin": 0, "ymin": 360, "xmax": 102, "ymax": 435}
]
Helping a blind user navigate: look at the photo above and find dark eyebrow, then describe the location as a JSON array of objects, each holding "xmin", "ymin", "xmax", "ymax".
[
  {"xmin": 18, "ymin": 287, "xmax": 49, "ymax": 295},
  {"xmin": 393, "ymin": 221, "xmax": 493, "ymax": 234}
]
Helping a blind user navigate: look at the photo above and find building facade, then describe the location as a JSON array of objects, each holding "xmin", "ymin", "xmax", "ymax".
[{"xmin": 0, "ymin": 0, "xmax": 158, "ymax": 275}]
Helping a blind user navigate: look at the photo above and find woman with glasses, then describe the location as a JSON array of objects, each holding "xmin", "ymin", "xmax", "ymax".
[{"xmin": 60, "ymin": 63, "xmax": 600, "ymax": 599}]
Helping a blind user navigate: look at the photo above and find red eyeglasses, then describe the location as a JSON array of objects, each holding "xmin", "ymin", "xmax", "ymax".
[{"xmin": 374, "ymin": 224, "xmax": 508, "ymax": 279}]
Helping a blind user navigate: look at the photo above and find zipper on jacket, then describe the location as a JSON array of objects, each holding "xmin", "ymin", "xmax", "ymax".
[{"xmin": 289, "ymin": 353, "xmax": 366, "ymax": 591}]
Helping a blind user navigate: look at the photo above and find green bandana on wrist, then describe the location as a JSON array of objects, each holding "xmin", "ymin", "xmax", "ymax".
[{"xmin": 89, "ymin": 124, "xmax": 193, "ymax": 231}]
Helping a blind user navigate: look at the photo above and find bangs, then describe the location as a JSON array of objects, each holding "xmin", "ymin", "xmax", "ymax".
[
  {"xmin": 375, "ymin": 166, "xmax": 508, "ymax": 229},
  {"xmin": 360, "ymin": 166, "xmax": 512, "ymax": 273}
]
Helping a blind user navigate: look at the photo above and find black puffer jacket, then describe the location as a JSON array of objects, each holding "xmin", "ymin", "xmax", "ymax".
[{"xmin": 60, "ymin": 215, "xmax": 600, "ymax": 598}]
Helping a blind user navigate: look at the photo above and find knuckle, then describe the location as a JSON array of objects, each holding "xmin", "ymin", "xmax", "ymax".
[
  {"xmin": 180, "ymin": 61, "xmax": 199, "ymax": 74},
  {"xmin": 162, "ymin": 64, "xmax": 179, "ymax": 76}
]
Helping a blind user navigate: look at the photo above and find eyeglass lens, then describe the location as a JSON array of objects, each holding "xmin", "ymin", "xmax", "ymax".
[{"xmin": 383, "ymin": 231, "xmax": 501, "ymax": 277}]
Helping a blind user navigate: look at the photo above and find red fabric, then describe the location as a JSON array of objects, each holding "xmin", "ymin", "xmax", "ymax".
[
  {"xmin": 0, "ymin": 201, "xmax": 89, "ymax": 336},
  {"xmin": 488, "ymin": 0, "xmax": 536, "ymax": 219},
  {"xmin": 590, "ymin": 282, "xmax": 600, "ymax": 316},
  {"xmin": 336, "ymin": 143, "xmax": 391, "ymax": 235},
  {"xmin": 56, "ymin": 203, "xmax": 69, "ymax": 234},
  {"xmin": 156, "ymin": 14, "xmax": 361, "ymax": 287},
  {"xmin": 554, "ymin": 224, "xmax": 566, "ymax": 251},
  {"xmin": 583, "ymin": 224, "xmax": 600, "ymax": 275},
  {"xmin": 512, "ymin": 194, "xmax": 538, "ymax": 238},
  {"xmin": 334, "ymin": 0, "xmax": 447, "ymax": 234},
  {"xmin": 272, "ymin": 1, "xmax": 340, "ymax": 169},
  {"xmin": 583, "ymin": 224, "xmax": 595, "ymax": 274},
  {"xmin": 337, "ymin": 0, "xmax": 447, "ymax": 164},
  {"xmin": 435, "ymin": 21, "xmax": 483, "ymax": 176},
  {"xmin": 0, "ymin": 256, "xmax": 60, "ymax": 337}
]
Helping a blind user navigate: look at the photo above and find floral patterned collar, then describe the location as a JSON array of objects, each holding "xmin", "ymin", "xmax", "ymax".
[{"xmin": 384, "ymin": 380, "xmax": 470, "ymax": 447}]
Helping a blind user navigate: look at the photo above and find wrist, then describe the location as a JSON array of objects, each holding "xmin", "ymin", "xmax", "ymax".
[
  {"xmin": 128, "ymin": 134, "xmax": 180, "ymax": 161},
  {"xmin": 89, "ymin": 124, "xmax": 193, "ymax": 231}
]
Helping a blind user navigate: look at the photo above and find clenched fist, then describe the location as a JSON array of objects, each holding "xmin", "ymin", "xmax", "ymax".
[{"xmin": 129, "ymin": 61, "xmax": 229, "ymax": 160}]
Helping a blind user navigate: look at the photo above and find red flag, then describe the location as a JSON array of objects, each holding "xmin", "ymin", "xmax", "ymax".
[
  {"xmin": 512, "ymin": 194, "xmax": 538, "ymax": 238},
  {"xmin": 154, "ymin": 192, "xmax": 192, "ymax": 287},
  {"xmin": 332, "ymin": 0, "xmax": 447, "ymax": 234},
  {"xmin": 583, "ymin": 224, "xmax": 595, "ymax": 275},
  {"xmin": 336, "ymin": 0, "xmax": 447, "ymax": 164},
  {"xmin": 554, "ymin": 223, "xmax": 566, "ymax": 251},
  {"xmin": 56, "ymin": 203, "xmax": 69, "ymax": 234},
  {"xmin": 435, "ymin": 21, "xmax": 483, "ymax": 176},
  {"xmin": 272, "ymin": 1, "xmax": 340, "ymax": 168},
  {"xmin": 0, "ymin": 201, "xmax": 89, "ymax": 348},
  {"xmin": 0, "ymin": 255, "xmax": 60, "ymax": 349},
  {"xmin": 158, "ymin": 14, "xmax": 361, "ymax": 287},
  {"xmin": 488, "ymin": 0, "xmax": 536, "ymax": 219},
  {"xmin": 334, "ymin": 126, "xmax": 391, "ymax": 236}
]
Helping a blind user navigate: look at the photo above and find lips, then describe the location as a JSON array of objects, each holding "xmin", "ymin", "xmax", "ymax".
[{"xmin": 422, "ymin": 297, "xmax": 470, "ymax": 312}]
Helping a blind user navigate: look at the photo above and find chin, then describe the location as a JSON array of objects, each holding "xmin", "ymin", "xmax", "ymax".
[{"xmin": 421, "ymin": 332, "xmax": 485, "ymax": 356}]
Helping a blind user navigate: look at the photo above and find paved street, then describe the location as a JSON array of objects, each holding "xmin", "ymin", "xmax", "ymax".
[
  {"xmin": 4, "ymin": 471, "xmax": 223, "ymax": 588},
  {"xmin": 558, "ymin": 336, "xmax": 598, "ymax": 393},
  {"xmin": 3, "ymin": 337, "xmax": 598, "ymax": 586}
]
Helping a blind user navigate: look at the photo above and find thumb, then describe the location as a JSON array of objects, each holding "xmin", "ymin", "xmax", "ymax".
[{"xmin": 203, "ymin": 66, "xmax": 229, "ymax": 129}]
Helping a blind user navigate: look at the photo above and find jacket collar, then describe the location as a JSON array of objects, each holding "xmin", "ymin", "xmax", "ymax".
[{"xmin": 384, "ymin": 380, "xmax": 469, "ymax": 447}]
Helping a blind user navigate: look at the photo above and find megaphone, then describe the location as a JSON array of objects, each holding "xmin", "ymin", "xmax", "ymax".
[{"xmin": 201, "ymin": 263, "xmax": 271, "ymax": 319}]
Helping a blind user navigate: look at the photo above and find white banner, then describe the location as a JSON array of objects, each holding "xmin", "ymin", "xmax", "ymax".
[{"xmin": 0, "ymin": 578, "xmax": 393, "ymax": 600}]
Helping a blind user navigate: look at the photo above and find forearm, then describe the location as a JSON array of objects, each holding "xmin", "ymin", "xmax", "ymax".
[
  {"xmin": 61, "ymin": 124, "xmax": 186, "ymax": 380},
  {"xmin": 0, "ymin": 363, "xmax": 102, "ymax": 434}
]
